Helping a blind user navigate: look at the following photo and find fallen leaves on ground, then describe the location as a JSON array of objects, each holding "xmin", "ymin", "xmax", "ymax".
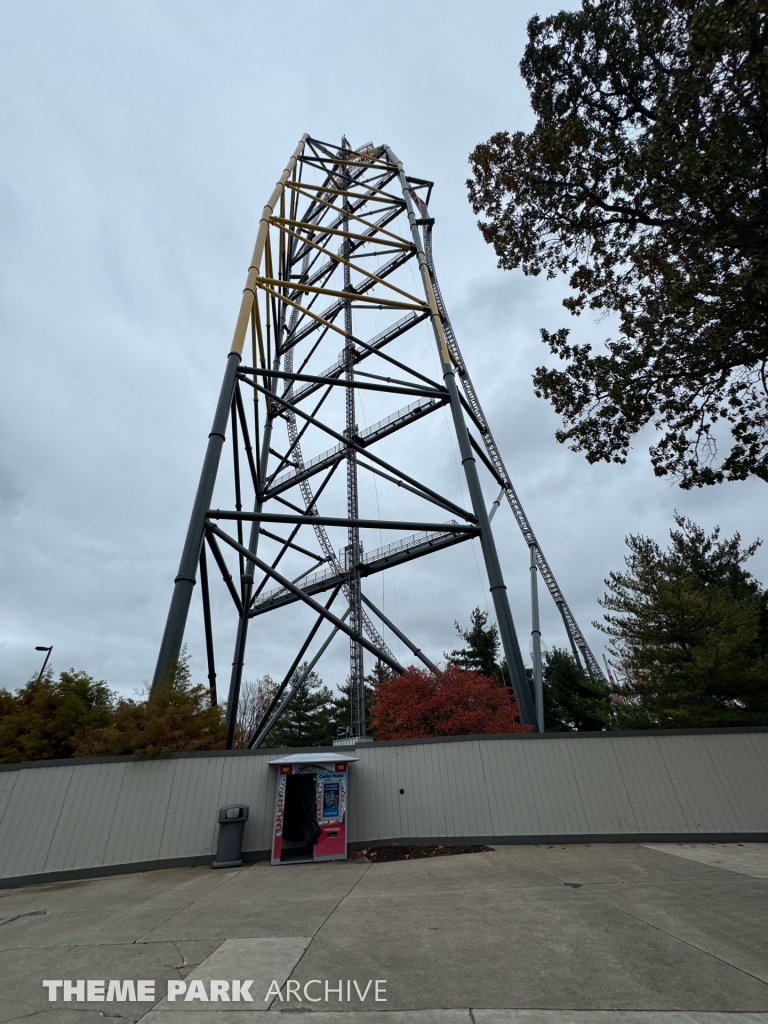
[{"xmin": 355, "ymin": 843, "xmax": 493, "ymax": 863}]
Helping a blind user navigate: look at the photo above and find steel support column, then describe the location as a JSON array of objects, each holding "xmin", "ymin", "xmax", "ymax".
[
  {"xmin": 224, "ymin": 382, "xmax": 276, "ymax": 747},
  {"xmin": 198, "ymin": 543, "xmax": 217, "ymax": 705},
  {"xmin": 152, "ymin": 351, "xmax": 241, "ymax": 691},
  {"xmin": 361, "ymin": 593, "xmax": 437, "ymax": 672},
  {"xmin": 341, "ymin": 139, "xmax": 366, "ymax": 738},
  {"xmin": 251, "ymin": 608, "xmax": 350, "ymax": 749},
  {"xmin": 391, "ymin": 148, "xmax": 538, "ymax": 729},
  {"xmin": 530, "ymin": 543, "xmax": 544, "ymax": 732}
]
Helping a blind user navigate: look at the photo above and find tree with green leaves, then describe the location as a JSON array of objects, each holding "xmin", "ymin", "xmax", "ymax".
[
  {"xmin": 537, "ymin": 648, "xmax": 612, "ymax": 731},
  {"xmin": 329, "ymin": 663, "xmax": 390, "ymax": 740},
  {"xmin": 468, "ymin": 0, "xmax": 768, "ymax": 488},
  {"xmin": 600, "ymin": 515, "xmax": 768, "ymax": 727},
  {"xmin": 76, "ymin": 650, "xmax": 226, "ymax": 756},
  {"xmin": 0, "ymin": 669, "xmax": 114, "ymax": 764},
  {"xmin": 264, "ymin": 664, "xmax": 335, "ymax": 748},
  {"xmin": 447, "ymin": 607, "xmax": 503, "ymax": 681}
]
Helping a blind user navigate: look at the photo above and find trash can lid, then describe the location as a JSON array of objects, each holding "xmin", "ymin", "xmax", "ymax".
[
  {"xmin": 267, "ymin": 753, "xmax": 360, "ymax": 766},
  {"xmin": 218, "ymin": 804, "xmax": 249, "ymax": 822}
]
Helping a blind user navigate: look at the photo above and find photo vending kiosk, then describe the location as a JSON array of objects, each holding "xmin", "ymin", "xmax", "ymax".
[{"xmin": 268, "ymin": 752, "xmax": 360, "ymax": 865}]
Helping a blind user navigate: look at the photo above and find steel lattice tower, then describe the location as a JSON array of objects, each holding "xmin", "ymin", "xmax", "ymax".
[{"xmin": 151, "ymin": 135, "xmax": 605, "ymax": 746}]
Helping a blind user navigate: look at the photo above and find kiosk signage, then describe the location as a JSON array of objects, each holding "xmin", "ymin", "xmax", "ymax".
[{"xmin": 268, "ymin": 753, "xmax": 359, "ymax": 865}]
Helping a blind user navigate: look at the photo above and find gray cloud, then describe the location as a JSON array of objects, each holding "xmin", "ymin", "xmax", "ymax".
[{"xmin": 2, "ymin": 0, "xmax": 765, "ymax": 698}]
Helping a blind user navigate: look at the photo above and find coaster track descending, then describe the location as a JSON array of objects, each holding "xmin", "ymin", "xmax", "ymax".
[
  {"xmin": 150, "ymin": 135, "xmax": 603, "ymax": 748},
  {"xmin": 410, "ymin": 191, "xmax": 605, "ymax": 684}
]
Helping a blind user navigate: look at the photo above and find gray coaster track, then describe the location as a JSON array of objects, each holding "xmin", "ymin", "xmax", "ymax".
[{"xmin": 410, "ymin": 192, "xmax": 605, "ymax": 684}]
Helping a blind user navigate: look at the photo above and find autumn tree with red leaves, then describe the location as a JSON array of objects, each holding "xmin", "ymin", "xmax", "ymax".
[{"xmin": 370, "ymin": 665, "xmax": 531, "ymax": 740}]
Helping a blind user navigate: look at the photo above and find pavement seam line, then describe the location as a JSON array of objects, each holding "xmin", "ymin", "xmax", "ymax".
[
  {"xmin": 272, "ymin": 861, "xmax": 374, "ymax": 1010},
  {"xmin": 0, "ymin": 939, "xmax": 217, "ymax": 952},
  {"xmin": 340, "ymin": 877, "xmax": 746, "ymax": 898},
  {"xmin": 132, "ymin": 868, "xmax": 248, "ymax": 943},
  {"xmin": 0, "ymin": 910, "xmax": 47, "ymax": 927},
  {"xmin": 341, "ymin": 872, "xmax": 748, "ymax": 900},
  {"xmin": 642, "ymin": 843, "xmax": 768, "ymax": 880},
  {"xmin": 578, "ymin": 885, "xmax": 768, "ymax": 990},
  {"xmin": 5, "ymin": 1012, "xmax": 139, "ymax": 1024},
  {"xmin": 470, "ymin": 1008, "xmax": 768, "ymax": 1014},
  {"xmin": 465, "ymin": 1010, "xmax": 768, "ymax": 1016},
  {"xmin": 502, "ymin": 847, "xmax": 748, "ymax": 888}
]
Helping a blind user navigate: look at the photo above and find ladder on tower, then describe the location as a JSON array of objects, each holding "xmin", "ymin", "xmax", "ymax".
[{"xmin": 411, "ymin": 191, "xmax": 606, "ymax": 684}]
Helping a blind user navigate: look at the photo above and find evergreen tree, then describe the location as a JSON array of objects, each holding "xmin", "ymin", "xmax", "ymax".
[
  {"xmin": 600, "ymin": 515, "xmax": 768, "ymax": 727},
  {"xmin": 538, "ymin": 648, "xmax": 612, "ymax": 732},
  {"xmin": 265, "ymin": 664, "xmax": 335, "ymax": 747},
  {"xmin": 447, "ymin": 607, "xmax": 502, "ymax": 681},
  {"xmin": 329, "ymin": 664, "xmax": 388, "ymax": 739},
  {"xmin": 77, "ymin": 649, "xmax": 226, "ymax": 756}
]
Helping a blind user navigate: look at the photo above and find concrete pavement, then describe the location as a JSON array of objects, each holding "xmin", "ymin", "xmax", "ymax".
[{"xmin": 1, "ymin": 843, "xmax": 766, "ymax": 1024}]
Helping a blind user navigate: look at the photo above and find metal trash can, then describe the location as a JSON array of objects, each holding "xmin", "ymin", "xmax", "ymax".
[{"xmin": 211, "ymin": 804, "xmax": 249, "ymax": 868}]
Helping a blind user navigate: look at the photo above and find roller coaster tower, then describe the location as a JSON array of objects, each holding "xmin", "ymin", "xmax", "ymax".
[{"xmin": 151, "ymin": 135, "xmax": 605, "ymax": 746}]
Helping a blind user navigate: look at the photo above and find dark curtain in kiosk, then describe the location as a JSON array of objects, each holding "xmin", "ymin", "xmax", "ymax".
[{"xmin": 282, "ymin": 774, "xmax": 322, "ymax": 845}]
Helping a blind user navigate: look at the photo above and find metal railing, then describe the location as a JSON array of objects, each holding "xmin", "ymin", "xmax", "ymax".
[{"xmin": 254, "ymin": 522, "xmax": 461, "ymax": 609}]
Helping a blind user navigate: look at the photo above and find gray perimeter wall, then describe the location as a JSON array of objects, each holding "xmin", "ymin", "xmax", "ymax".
[{"xmin": 1, "ymin": 730, "xmax": 767, "ymax": 887}]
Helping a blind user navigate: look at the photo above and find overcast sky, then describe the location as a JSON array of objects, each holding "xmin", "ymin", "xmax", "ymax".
[{"xmin": 1, "ymin": 0, "xmax": 766, "ymax": 698}]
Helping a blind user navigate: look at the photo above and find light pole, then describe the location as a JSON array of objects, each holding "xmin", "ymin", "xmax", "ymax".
[{"xmin": 35, "ymin": 646, "xmax": 52, "ymax": 683}]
